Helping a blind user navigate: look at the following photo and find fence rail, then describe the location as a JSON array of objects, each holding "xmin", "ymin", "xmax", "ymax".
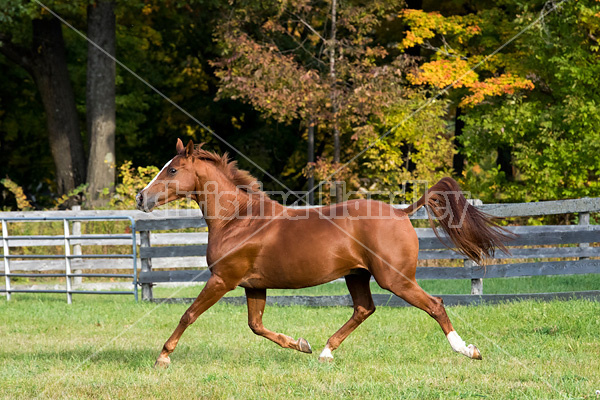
[{"xmin": 1, "ymin": 197, "xmax": 599, "ymax": 305}]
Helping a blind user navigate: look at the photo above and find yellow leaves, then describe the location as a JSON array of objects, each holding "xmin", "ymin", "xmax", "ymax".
[
  {"xmin": 401, "ymin": 30, "xmax": 425, "ymax": 49},
  {"xmin": 408, "ymin": 59, "xmax": 478, "ymax": 88},
  {"xmin": 111, "ymin": 161, "xmax": 199, "ymax": 210},
  {"xmin": 1, "ymin": 178, "xmax": 33, "ymax": 210},
  {"xmin": 399, "ymin": 9, "xmax": 481, "ymax": 50},
  {"xmin": 398, "ymin": 9, "xmax": 438, "ymax": 49},
  {"xmin": 180, "ymin": 57, "xmax": 210, "ymax": 92},
  {"xmin": 185, "ymin": 125, "xmax": 196, "ymax": 137},
  {"xmin": 52, "ymin": 184, "xmax": 88, "ymax": 210},
  {"xmin": 141, "ymin": 4, "xmax": 154, "ymax": 15},
  {"xmin": 230, "ymin": 116, "xmax": 243, "ymax": 130}
]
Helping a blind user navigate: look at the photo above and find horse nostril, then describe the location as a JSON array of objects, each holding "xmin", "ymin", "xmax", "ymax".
[{"xmin": 136, "ymin": 192, "xmax": 144, "ymax": 205}]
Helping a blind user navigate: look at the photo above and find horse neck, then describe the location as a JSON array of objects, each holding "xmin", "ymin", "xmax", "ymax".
[{"xmin": 195, "ymin": 163, "xmax": 275, "ymax": 230}]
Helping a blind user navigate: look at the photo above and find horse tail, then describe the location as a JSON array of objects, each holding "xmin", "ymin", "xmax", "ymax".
[{"xmin": 401, "ymin": 177, "xmax": 514, "ymax": 264}]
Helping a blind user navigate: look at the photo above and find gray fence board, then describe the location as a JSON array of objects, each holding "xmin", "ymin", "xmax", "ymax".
[
  {"xmin": 150, "ymin": 232, "xmax": 208, "ymax": 245},
  {"xmin": 414, "ymin": 260, "xmax": 600, "ymax": 280},
  {"xmin": 471, "ymin": 259, "xmax": 600, "ymax": 279},
  {"xmin": 415, "ymin": 267, "xmax": 471, "ymax": 280},
  {"xmin": 139, "ymin": 269, "xmax": 211, "ymax": 283},
  {"xmin": 418, "ymin": 246, "xmax": 600, "ymax": 260},
  {"xmin": 478, "ymin": 197, "xmax": 600, "ymax": 217},
  {"xmin": 136, "ymin": 218, "xmax": 207, "ymax": 231},
  {"xmin": 417, "ymin": 225, "xmax": 600, "ymax": 250},
  {"xmin": 139, "ymin": 245, "xmax": 207, "ymax": 258}
]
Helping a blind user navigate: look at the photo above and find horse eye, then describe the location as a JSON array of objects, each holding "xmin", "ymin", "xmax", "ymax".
[{"xmin": 168, "ymin": 168, "xmax": 177, "ymax": 174}]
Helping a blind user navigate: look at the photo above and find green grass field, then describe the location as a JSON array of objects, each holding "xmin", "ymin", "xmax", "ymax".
[{"xmin": 1, "ymin": 279, "xmax": 599, "ymax": 399}]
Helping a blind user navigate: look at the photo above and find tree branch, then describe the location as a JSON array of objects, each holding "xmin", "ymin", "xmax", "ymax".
[
  {"xmin": 289, "ymin": 12, "xmax": 327, "ymax": 43},
  {"xmin": 278, "ymin": 30, "xmax": 327, "ymax": 68},
  {"xmin": 420, "ymin": 39, "xmax": 468, "ymax": 60}
]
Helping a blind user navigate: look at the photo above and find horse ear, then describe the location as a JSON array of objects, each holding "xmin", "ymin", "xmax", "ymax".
[
  {"xmin": 176, "ymin": 138, "xmax": 184, "ymax": 155},
  {"xmin": 185, "ymin": 140, "xmax": 194, "ymax": 158}
]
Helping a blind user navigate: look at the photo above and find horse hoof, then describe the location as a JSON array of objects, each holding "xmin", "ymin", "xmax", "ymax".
[
  {"xmin": 469, "ymin": 344, "xmax": 482, "ymax": 360},
  {"xmin": 319, "ymin": 355, "xmax": 333, "ymax": 363},
  {"xmin": 298, "ymin": 338, "xmax": 312, "ymax": 354},
  {"xmin": 318, "ymin": 347, "xmax": 333, "ymax": 362},
  {"xmin": 154, "ymin": 356, "xmax": 171, "ymax": 369}
]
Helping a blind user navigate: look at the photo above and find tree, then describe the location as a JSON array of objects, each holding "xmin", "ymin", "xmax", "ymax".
[
  {"xmin": 0, "ymin": 3, "xmax": 86, "ymax": 197},
  {"xmin": 399, "ymin": 1, "xmax": 600, "ymax": 202},
  {"xmin": 213, "ymin": 0, "xmax": 449, "ymax": 203},
  {"xmin": 86, "ymin": 0, "xmax": 116, "ymax": 207}
]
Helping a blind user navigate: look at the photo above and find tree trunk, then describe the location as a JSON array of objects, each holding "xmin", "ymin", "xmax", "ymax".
[
  {"xmin": 307, "ymin": 118, "xmax": 315, "ymax": 205},
  {"xmin": 497, "ymin": 145, "xmax": 514, "ymax": 181},
  {"xmin": 329, "ymin": 0, "xmax": 343, "ymax": 203},
  {"xmin": 453, "ymin": 106, "xmax": 465, "ymax": 176},
  {"xmin": 86, "ymin": 0, "xmax": 116, "ymax": 208},
  {"xmin": 30, "ymin": 18, "xmax": 86, "ymax": 197}
]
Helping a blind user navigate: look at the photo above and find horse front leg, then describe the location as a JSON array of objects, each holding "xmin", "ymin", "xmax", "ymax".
[
  {"xmin": 155, "ymin": 274, "xmax": 234, "ymax": 368},
  {"xmin": 246, "ymin": 288, "xmax": 312, "ymax": 353},
  {"xmin": 318, "ymin": 272, "xmax": 375, "ymax": 362}
]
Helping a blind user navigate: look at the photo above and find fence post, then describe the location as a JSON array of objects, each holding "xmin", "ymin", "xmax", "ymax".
[
  {"xmin": 71, "ymin": 206, "xmax": 83, "ymax": 285},
  {"xmin": 63, "ymin": 219, "xmax": 73, "ymax": 304},
  {"xmin": 466, "ymin": 259, "xmax": 483, "ymax": 295},
  {"xmin": 140, "ymin": 230, "xmax": 153, "ymax": 301},
  {"xmin": 468, "ymin": 199, "xmax": 484, "ymax": 295},
  {"xmin": 579, "ymin": 212, "xmax": 590, "ymax": 260},
  {"xmin": 2, "ymin": 220, "xmax": 11, "ymax": 301}
]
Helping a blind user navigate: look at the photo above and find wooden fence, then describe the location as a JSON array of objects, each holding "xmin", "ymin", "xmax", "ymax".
[{"xmin": 1, "ymin": 197, "xmax": 599, "ymax": 306}]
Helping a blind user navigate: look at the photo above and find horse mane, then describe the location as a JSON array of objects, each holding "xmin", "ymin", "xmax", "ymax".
[{"xmin": 193, "ymin": 146, "xmax": 265, "ymax": 195}]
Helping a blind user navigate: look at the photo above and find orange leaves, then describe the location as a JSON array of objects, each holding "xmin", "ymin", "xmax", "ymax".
[
  {"xmin": 410, "ymin": 60, "xmax": 534, "ymax": 105},
  {"xmin": 400, "ymin": 8, "xmax": 534, "ymax": 106},
  {"xmin": 408, "ymin": 59, "xmax": 478, "ymax": 88},
  {"xmin": 460, "ymin": 74, "xmax": 534, "ymax": 107},
  {"xmin": 398, "ymin": 7, "xmax": 538, "ymax": 107}
]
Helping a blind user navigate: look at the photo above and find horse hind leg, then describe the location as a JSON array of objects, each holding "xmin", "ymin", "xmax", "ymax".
[
  {"xmin": 375, "ymin": 271, "xmax": 482, "ymax": 360},
  {"xmin": 245, "ymin": 288, "xmax": 312, "ymax": 354},
  {"xmin": 318, "ymin": 271, "xmax": 375, "ymax": 362}
]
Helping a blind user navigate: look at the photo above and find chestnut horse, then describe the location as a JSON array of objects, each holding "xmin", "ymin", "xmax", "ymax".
[{"xmin": 136, "ymin": 139, "xmax": 511, "ymax": 368}]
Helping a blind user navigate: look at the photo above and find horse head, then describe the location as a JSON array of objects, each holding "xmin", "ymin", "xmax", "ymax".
[{"xmin": 136, "ymin": 138, "xmax": 199, "ymax": 212}]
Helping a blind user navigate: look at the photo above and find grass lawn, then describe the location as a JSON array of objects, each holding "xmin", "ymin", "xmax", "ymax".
[{"xmin": 1, "ymin": 279, "xmax": 599, "ymax": 400}]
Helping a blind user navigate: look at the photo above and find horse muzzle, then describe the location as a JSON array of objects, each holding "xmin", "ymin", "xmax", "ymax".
[{"xmin": 136, "ymin": 191, "xmax": 155, "ymax": 212}]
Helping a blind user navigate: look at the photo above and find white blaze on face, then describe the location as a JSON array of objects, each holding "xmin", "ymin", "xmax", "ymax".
[
  {"xmin": 143, "ymin": 158, "xmax": 174, "ymax": 192},
  {"xmin": 447, "ymin": 331, "xmax": 475, "ymax": 358}
]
